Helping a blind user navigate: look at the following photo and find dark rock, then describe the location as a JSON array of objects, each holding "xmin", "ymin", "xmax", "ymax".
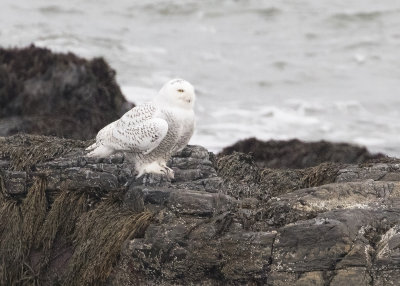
[
  {"xmin": 263, "ymin": 180, "xmax": 400, "ymax": 227},
  {"xmin": 220, "ymin": 137, "xmax": 385, "ymax": 169},
  {"xmin": 1, "ymin": 134, "xmax": 400, "ymax": 285},
  {"xmin": 123, "ymin": 186, "xmax": 145, "ymax": 212},
  {"xmin": 166, "ymin": 189, "xmax": 234, "ymax": 217},
  {"xmin": 0, "ymin": 45, "xmax": 132, "ymax": 139},
  {"xmin": 141, "ymin": 187, "xmax": 171, "ymax": 205},
  {"xmin": 271, "ymin": 217, "xmax": 352, "ymax": 272}
]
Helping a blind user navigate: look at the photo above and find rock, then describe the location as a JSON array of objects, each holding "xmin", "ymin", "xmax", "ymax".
[
  {"xmin": 1, "ymin": 134, "xmax": 400, "ymax": 285},
  {"xmin": 330, "ymin": 268, "xmax": 371, "ymax": 286},
  {"xmin": 123, "ymin": 186, "xmax": 145, "ymax": 212},
  {"xmin": 216, "ymin": 152, "xmax": 342, "ymax": 201},
  {"xmin": 220, "ymin": 137, "xmax": 385, "ymax": 168},
  {"xmin": 295, "ymin": 271, "xmax": 325, "ymax": 286},
  {"xmin": 0, "ymin": 45, "xmax": 131, "ymax": 139}
]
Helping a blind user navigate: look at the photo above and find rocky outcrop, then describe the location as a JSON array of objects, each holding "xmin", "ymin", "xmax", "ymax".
[
  {"xmin": 0, "ymin": 45, "xmax": 131, "ymax": 139},
  {"xmin": 1, "ymin": 134, "xmax": 400, "ymax": 285},
  {"xmin": 220, "ymin": 137, "xmax": 385, "ymax": 168}
]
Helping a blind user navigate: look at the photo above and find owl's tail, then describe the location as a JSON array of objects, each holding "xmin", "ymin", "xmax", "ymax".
[
  {"xmin": 86, "ymin": 145, "xmax": 114, "ymax": 158},
  {"xmin": 85, "ymin": 143, "xmax": 97, "ymax": 151}
]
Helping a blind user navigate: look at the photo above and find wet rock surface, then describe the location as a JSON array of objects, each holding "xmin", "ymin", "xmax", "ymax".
[
  {"xmin": 1, "ymin": 134, "xmax": 400, "ymax": 285},
  {"xmin": 0, "ymin": 45, "xmax": 131, "ymax": 139},
  {"xmin": 220, "ymin": 137, "xmax": 385, "ymax": 169}
]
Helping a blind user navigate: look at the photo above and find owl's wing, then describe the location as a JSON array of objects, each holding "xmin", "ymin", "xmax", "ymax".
[
  {"xmin": 111, "ymin": 104, "xmax": 168, "ymax": 154},
  {"xmin": 119, "ymin": 102, "xmax": 158, "ymax": 126}
]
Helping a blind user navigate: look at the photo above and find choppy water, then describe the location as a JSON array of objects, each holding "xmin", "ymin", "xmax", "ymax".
[{"xmin": 1, "ymin": 0, "xmax": 400, "ymax": 155}]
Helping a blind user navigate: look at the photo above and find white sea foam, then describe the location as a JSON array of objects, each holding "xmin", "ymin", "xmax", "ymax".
[{"xmin": 121, "ymin": 86, "xmax": 158, "ymax": 104}]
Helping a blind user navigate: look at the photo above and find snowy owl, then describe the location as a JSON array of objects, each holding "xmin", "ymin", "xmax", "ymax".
[{"xmin": 86, "ymin": 79, "xmax": 196, "ymax": 179}]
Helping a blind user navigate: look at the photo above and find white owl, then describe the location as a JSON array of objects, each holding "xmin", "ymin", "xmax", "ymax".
[{"xmin": 86, "ymin": 79, "xmax": 196, "ymax": 179}]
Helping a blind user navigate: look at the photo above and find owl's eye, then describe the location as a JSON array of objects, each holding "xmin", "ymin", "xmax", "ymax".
[{"xmin": 177, "ymin": 89, "xmax": 185, "ymax": 93}]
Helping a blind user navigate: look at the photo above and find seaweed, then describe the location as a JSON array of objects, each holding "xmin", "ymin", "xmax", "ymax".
[
  {"xmin": 0, "ymin": 175, "xmax": 152, "ymax": 285},
  {"xmin": 0, "ymin": 177, "xmax": 46, "ymax": 285},
  {"xmin": 65, "ymin": 194, "xmax": 152, "ymax": 285},
  {"xmin": 216, "ymin": 151, "xmax": 343, "ymax": 200},
  {"xmin": 0, "ymin": 135, "xmax": 153, "ymax": 285},
  {"xmin": 0, "ymin": 134, "xmax": 87, "ymax": 171}
]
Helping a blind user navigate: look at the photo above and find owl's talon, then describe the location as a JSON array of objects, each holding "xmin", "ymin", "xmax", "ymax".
[{"xmin": 162, "ymin": 166, "xmax": 174, "ymax": 180}]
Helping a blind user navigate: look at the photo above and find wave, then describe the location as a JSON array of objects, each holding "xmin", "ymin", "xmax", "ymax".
[
  {"xmin": 330, "ymin": 10, "xmax": 387, "ymax": 22},
  {"xmin": 38, "ymin": 5, "xmax": 83, "ymax": 15},
  {"xmin": 190, "ymin": 100, "xmax": 400, "ymax": 156}
]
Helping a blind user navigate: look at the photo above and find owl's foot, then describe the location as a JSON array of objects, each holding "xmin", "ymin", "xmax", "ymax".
[
  {"xmin": 136, "ymin": 162, "xmax": 174, "ymax": 181},
  {"xmin": 160, "ymin": 166, "xmax": 174, "ymax": 180},
  {"xmin": 159, "ymin": 162, "xmax": 175, "ymax": 180}
]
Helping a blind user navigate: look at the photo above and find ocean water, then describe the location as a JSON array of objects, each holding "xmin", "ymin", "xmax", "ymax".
[{"xmin": 1, "ymin": 0, "xmax": 400, "ymax": 155}]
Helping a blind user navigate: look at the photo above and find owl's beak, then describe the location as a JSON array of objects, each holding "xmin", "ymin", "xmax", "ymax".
[{"xmin": 180, "ymin": 95, "xmax": 192, "ymax": 103}]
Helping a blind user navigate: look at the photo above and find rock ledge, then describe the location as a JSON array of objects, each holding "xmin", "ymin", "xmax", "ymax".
[{"xmin": 0, "ymin": 134, "xmax": 399, "ymax": 285}]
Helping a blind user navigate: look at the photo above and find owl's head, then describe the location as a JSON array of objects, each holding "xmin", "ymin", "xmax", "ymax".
[{"xmin": 156, "ymin": 79, "xmax": 196, "ymax": 109}]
